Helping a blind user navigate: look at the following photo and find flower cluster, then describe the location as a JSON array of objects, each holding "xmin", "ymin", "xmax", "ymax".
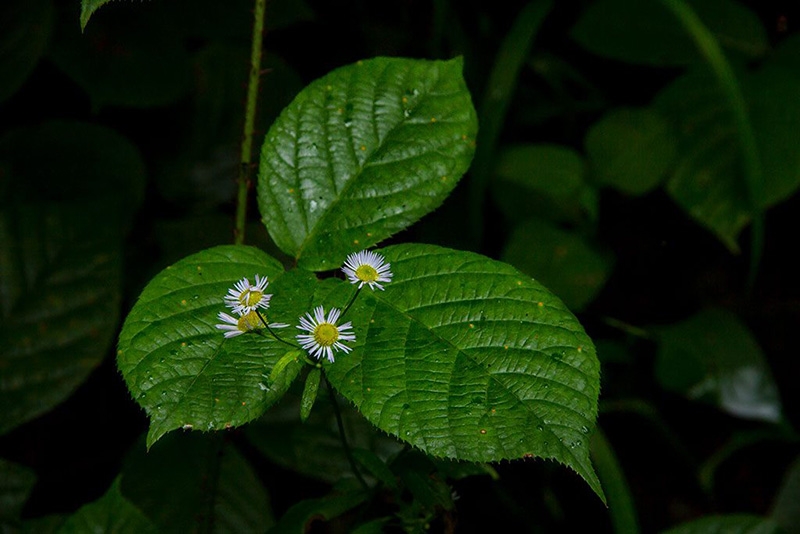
[{"xmin": 215, "ymin": 249, "xmax": 393, "ymax": 363}]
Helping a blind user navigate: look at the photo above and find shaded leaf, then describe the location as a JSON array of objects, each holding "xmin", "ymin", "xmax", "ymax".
[
  {"xmin": 771, "ymin": 454, "xmax": 800, "ymax": 533},
  {"xmin": 52, "ymin": 6, "xmax": 191, "ymax": 109},
  {"xmin": 268, "ymin": 482, "xmax": 367, "ymax": 534},
  {"xmin": 245, "ymin": 392, "xmax": 403, "ymax": 484},
  {"xmin": 591, "ymin": 429, "xmax": 640, "ymax": 534},
  {"xmin": 325, "ymin": 244, "xmax": 604, "ymax": 502},
  {"xmin": 501, "ymin": 218, "xmax": 613, "ymax": 311},
  {"xmin": 655, "ymin": 308, "xmax": 781, "ymax": 423},
  {"xmin": 57, "ymin": 478, "xmax": 156, "ymax": 534},
  {"xmin": 117, "ymin": 246, "xmax": 315, "ymax": 447},
  {"xmin": 585, "ymin": 107, "xmax": 676, "ymax": 195},
  {"xmin": 0, "ymin": 121, "xmax": 146, "ymax": 229},
  {"xmin": 257, "ymin": 56, "xmax": 478, "ymax": 270},
  {"xmin": 662, "ymin": 515, "xmax": 779, "ymax": 534},
  {"xmin": 300, "ymin": 367, "xmax": 320, "ymax": 422},
  {"xmin": 122, "ymin": 433, "xmax": 274, "ymax": 533},
  {"xmin": 0, "ymin": 458, "xmax": 36, "ymax": 531},
  {"xmin": 0, "ymin": 202, "xmax": 121, "ymax": 434},
  {"xmin": 571, "ymin": 0, "xmax": 768, "ymax": 66},
  {"xmin": 0, "ymin": 0, "xmax": 54, "ymax": 103}
]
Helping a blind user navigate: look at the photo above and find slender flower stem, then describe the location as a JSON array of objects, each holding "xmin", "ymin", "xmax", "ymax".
[
  {"xmin": 339, "ymin": 286, "xmax": 362, "ymax": 320},
  {"xmin": 234, "ymin": 0, "xmax": 267, "ymax": 245},
  {"xmin": 255, "ymin": 310, "xmax": 298, "ymax": 349},
  {"xmin": 324, "ymin": 372, "xmax": 370, "ymax": 491}
]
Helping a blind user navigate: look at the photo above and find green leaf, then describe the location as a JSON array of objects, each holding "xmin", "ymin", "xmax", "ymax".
[
  {"xmin": 591, "ymin": 429, "xmax": 640, "ymax": 534},
  {"xmin": 585, "ymin": 107, "xmax": 677, "ymax": 195},
  {"xmin": 571, "ymin": 0, "xmax": 768, "ymax": 66},
  {"xmin": 491, "ymin": 144, "xmax": 594, "ymax": 226},
  {"xmin": 300, "ymin": 367, "xmax": 321, "ymax": 422},
  {"xmin": 117, "ymin": 246, "xmax": 316, "ymax": 447},
  {"xmin": 655, "ymin": 308, "xmax": 781, "ymax": 423},
  {"xmin": 501, "ymin": 219, "xmax": 613, "ymax": 311},
  {"xmin": 257, "ymin": 56, "xmax": 478, "ymax": 270},
  {"xmin": 0, "ymin": 458, "xmax": 36, "ymax": 531},
  {"xmin": 52, "ymin": 6, "xmax": 191, "ymax": 110},
  {"xmin": 246, "ymin": 392, "xmax": 403, "ymax": 484},
  {"xmin": 122, "ymin": 433, "xmax": 274, "ymax": 533},
  {"xmin": 0, "ymin": 121, "xmax": 147, "ymax": 230},
  {"xmin": 58, "ymin": 478, "xmax": 156, "ymax": 534},
  {"xmin": 79, "ymin": 0, "xmax": 126, "ymax": 31},
  {"xmin": 771, "ymin": 454, "xmax": 800, "ymax": 532},
  {"xmin": 0, "ymin": 202, "xmax": 122, "ymax": 434},
  {"xmin": 268, "ymin": 483, "xmax": 368, "ymax": 534},
  {"xmin": 653, "ymin": 69, "xmax": 748, "ymax": 252},
  {"xmin": 325, "ymin": 244, "xmax": 604, "ymax": 502},
  {"xmin": 0, "ymin": 0, "xmax": 54, "ymax": 103},
  {"xmin": 661, "ymin": 515, "xmax": 779, "ymax": 534}
]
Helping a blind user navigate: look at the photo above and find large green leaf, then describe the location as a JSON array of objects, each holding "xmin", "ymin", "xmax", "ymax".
[
  {"xmin": 571, "ymin": 0, "xmax": 768, "ymax": 66},
  {"xmin": 268, "ymin": 482, "xmax": 368, "ymax": 534},
  {"xmin": 117, "ymin": 246, "xmax": 316, "ymax": 447},
  {"xmin": 257, "ymin": 56, "xmax": 478, "ymax": 270},
  {"xmin": 57, "ymin": 479, "xmax": 156, "ymax": 534},
  {"xmin": 655, "ymin": 308, "xmax": 781, "ymax": 423},
  {"xmin": 771, "ymin": 454, "xmax": 800, "ymax": 532},
  {"xmin": 0, "ymin": 203, "xmax": 122, "ymax": 434},
  {"xmin": 585, "ymin": 107, "xmax": 677, "ymax": 195},
  {"xmin": 122, "ymin": 433, "xmax": 274, "ymax": 533},
  {"xmin": 0, "ymin": 458, "xmax": 36, "ymax": 531},
  {"xmin": 324, "ymin": 244, "xmax": 604, "ymax": 502},
  {"xmin": 0, "ymin": 0, "xmax": 54, "ymax": 103}
]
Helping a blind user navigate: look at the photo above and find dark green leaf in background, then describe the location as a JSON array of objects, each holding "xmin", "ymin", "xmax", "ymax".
[
  {"xmin": 662, "ymin": 514, "xmax": 779, "ymax": 534},
  {"xmin": 117, "ymin": 246, "xmax": 316, "ymax": 447},
  {"xmin": 770, "ymin": 454, "xmax": 800, "ymax": 532},
  {"xmin": 0, "ymin": 203, "xmax": 122, "ymax": 434},
  {"xmin": 585, "ymin": 107, "xmax": 677, "ymax": 195},
  {"xmin": 571, "ymin": 0, "xmax": 768, "ymax": 66},
  {"xmin": 0, "ymin": 458, "xmax": 36, "ymax": 531},
  {"xmin": 0, "ymin": 121, "xmax": 146, "ymax": 230},
  {"xmin": 53, "ymin": 6, "xmax": 191, "ymax": 110},
  {"xmin": 258, "ymin": 56, "xmax": 478, "ymax": 270},
  {"xmin": 655, "ymin": 308, "xmax": 781, "ymax": 423},
  {"xmin": 267, "ymin": 481, "xmax": 367, "ymax": 534},
  {"xmin": 325, "ymin": 244, "xmax": 605, "ymax": 501},
  {"xmin": 57, "ymin": 479, "xmax": 157, "ymax": 534},
  {"xmin": 122, "ymin": 433, "xmax": 274, "ymax": 533},
  {"xmin": 502, "ymin": 219, "xmax": 613, "ymax": 311},
  {"xmin": 0, "ymin": 0, "xmax": 54, "ymax": 104}
]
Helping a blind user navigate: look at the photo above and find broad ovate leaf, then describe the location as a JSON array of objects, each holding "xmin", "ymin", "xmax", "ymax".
[
  {"xmin": 325, "ymin": 244, "xmax": 604, "ymax": 502},
  {"xmin": 117, "ymin": 246, "xmax": 315, "ymax": 447},
  {"xmin": 0, "ymin": 202, "xmax": 122, "ymax": 434},
  {"xmin": 258, "ymin": 56, "xmax": 478, "ymax": 271},
  {"xmin": 57, "ymin": 479, "xmax": 156, "ymax": 534}
]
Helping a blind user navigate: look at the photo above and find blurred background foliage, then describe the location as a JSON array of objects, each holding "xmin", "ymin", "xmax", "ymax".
[{"xmin": 1, "ymin": 0, "xmax": 800, "ymax": 532}]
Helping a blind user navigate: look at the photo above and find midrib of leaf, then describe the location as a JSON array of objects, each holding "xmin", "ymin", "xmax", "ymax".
[
  {"xmin": 361, "ymin": 267, "xmax": 596, "ymax": 466},
  {"xmin": 293, "ymin": 64, "xmax": 451, "ymax": 262}
]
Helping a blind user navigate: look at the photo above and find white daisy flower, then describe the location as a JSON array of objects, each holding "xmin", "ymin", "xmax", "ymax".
[
  {"xmin": 215, "ymin": 311, "xmax": 262, "ymax": 338},
  {"xmin": 295, "ymin": 306, "xmax": 356, "ymax": 362},
  {"xmin": 342, "ymin": 250, "xmax": 393, "ymax": 290},
  {"xmin": 224, "ymin": 274, "xmax": 272, "ymax": 315},
  {"xmin": 215, "ymin": 311, "xmax": 288, "ymax": 338}
]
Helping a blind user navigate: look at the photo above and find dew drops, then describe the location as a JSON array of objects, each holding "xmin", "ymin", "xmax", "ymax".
[
  {"xmin": 159, "ymin": 358, "xmax": 165, "ymax": 363},
  {"xmin": 536, "ymin": 424, "xmax": 544, "ymax": 431},
  {"xmin": 139, "ymin": 392, "xmax": 146, "ymax": 399},
  {"xmin": 192, "ymin": 295, "xmax": 199, "ymax": 300},
  {"xmin": 161, "ymin": 391, "xmax": 167, "ymax": 397},
  {"xmin": 581, "ymin": 425, "xmax": 590, "ymax": 434}
]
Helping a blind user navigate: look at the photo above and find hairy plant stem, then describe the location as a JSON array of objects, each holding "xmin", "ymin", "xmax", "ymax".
[
  {"xmin": 324, "ymin": 372, "xmax": 370, "ymax": 491},
  {"xmin": 234, "ymin": 0, "xmax": 267, "ymax": 245}
]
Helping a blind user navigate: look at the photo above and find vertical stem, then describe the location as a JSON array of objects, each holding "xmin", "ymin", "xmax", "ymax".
[
  {"xmin": 235, "ymin": 0, "xmax": 267, "ymax": 245},
  {"xmin": 324, "ymin": 372, "xmax": 370, "ymax": 491}
]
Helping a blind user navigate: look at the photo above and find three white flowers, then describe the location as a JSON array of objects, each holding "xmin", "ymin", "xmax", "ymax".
[{"xmin": 214, "ymin": 249, "xmax": 392, "ymax": 362}]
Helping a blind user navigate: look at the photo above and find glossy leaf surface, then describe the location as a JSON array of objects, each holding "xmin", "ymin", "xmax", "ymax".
[
  {"xmin": 117, "ymin": 246, "xmax": 315, "ymax": 447},
  {"xmin": 258, "ymin": 56, "xmax": 478, "ymax": 270},
  {"xmin": 325, "ymin": 244, "xmax": 604, "ymax": 501}
]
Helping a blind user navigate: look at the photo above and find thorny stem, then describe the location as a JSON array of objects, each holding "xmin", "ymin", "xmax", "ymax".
[
  {"xmin": 234, "ymin": 0, "xmax": 267, "ymax": 245},
  {"xmin": 324, "ymin": 372, "xmax": 370, "ymax": 492}
]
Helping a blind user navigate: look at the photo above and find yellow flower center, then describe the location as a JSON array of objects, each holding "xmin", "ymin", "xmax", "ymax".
[
  {"xmin": 240, "ymin": 289, "xmax": 263, "ymax": 307},
  {"xmin": 314, "ymin": 323, "xmax": 339, "ymax": 347},
  {"xmin": 237, "ymin": 311, "xmax": 262, "ymax": 331},
  {"xmin": 355, "ymin": 264, "xmax": 379, "ymax": 282}
]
